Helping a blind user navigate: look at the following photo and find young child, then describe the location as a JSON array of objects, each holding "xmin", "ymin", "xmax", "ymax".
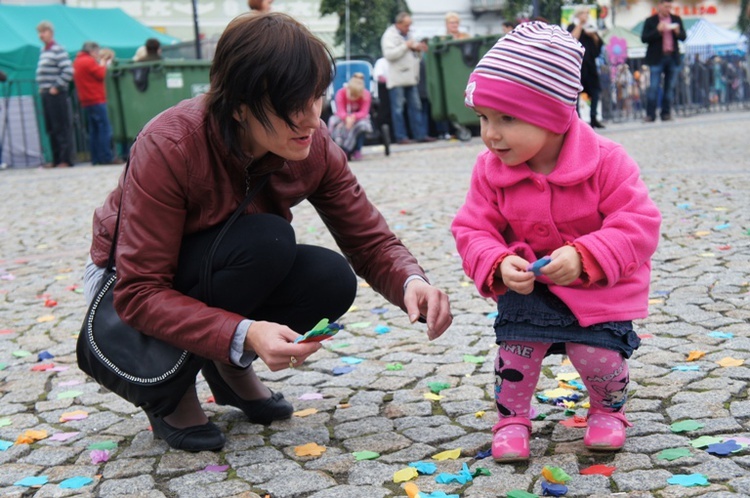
[{"xmin": 451, "ymin": 22, "xmax": 661, "ymax": 462}]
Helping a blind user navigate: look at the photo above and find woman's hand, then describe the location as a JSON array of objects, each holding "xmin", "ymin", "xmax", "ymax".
[
  {"xmin": 404, "ymin": 279, "xmax": 452, "ymax": 341},
  {"xmin": 540, "ymin": 245, "xmax": 582, "ymax": 286},
  {"xmin": 498, "ymin": 255, "xmax": 535, "ymax": 295},
  {"xmin": 244, "ymin": 320, "xmax": 322, "ymax": 371}
]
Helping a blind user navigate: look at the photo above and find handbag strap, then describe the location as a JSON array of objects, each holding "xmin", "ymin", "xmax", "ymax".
[
  {"xmin": 105, "ymin": 158, "xmax": 132, "ymax": 272},
  {"xmin": 200, "ymin": 175, "xmax": 269, "ymax": 306}
]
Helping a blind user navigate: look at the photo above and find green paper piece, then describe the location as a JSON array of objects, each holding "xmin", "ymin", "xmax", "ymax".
[
  {"xmin": 463, "ymin": 354, "xmax": 485, "ymax": 364},
  {"xmin": 348, "ymin": 321, "xmax": 371, "ymax": 329},
  {"xmin": 427, "ymin": 382, "xmax": 451, "ymax": 394},
  {"xmin": 544, "ymin": 466, "xmax": 572, "ymax": 483},
  {"xmin": 328, "ymin": 342, "xmax": 350, "ymax": 350},
  {"xmin": 564, "ymin": 409, "xmax": 576, "ymax": 416},
  {"xmin": 671, "ymin": 419, "xmax": 705, "ymax": 433},
  {"xmin": 507, "ymin": 490, "xmax": 539, "ymax": 498},
  {"xmin": 690, "ymin": 435, "xmax": 722, "ymax": 448},
  {"xmin": 57, "ymin": 390, "xmax": 83, "ymax": 399},
  {"xmin": 353, "ymin": 450, "xmax": 380, "ymax": 461},
  {"xmin": 13, "ymin": 350, "xmax": 31, "ymax": 358},
  {"xmin": 386, "ymin": 363, "xmax": 403, "ymax": 371},
  {"xmin": 0, "ymin": 363, "xmax": 6, "ymax": 370},
  {"xmin": 471, "ymin": 467, "xmax": 491, "ymax": 477},
  {"xmin": 657, "ymin": 447, "xmax": 692, "ymax": 461},
  {"xmin": 0, "ymin": 418, "xmax": 11, "ymax": 427},
  {"xmin": 88, "ymin": 441, "xmax": 118, "ymax": 450}
]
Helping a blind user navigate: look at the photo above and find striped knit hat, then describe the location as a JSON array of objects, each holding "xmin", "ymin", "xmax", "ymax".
[{"xmin": 464, "ymin": 21, "xmax": 584, "ymax": 134}]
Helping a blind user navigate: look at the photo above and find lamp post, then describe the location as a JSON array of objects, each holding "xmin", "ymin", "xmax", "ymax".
[{"xmin": 191, "ymin": 0, "xmax": 202, "ymax": 59}]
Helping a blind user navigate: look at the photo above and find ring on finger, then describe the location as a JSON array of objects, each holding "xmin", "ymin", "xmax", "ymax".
[{"xmin": 289, "ymin": 355, "xmax": 298, "ymax": 369}]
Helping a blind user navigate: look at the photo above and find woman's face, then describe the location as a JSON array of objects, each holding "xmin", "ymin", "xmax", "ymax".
[{"xmin": 240, "ymin": 97, "xmax": 323, "ymax": 161}]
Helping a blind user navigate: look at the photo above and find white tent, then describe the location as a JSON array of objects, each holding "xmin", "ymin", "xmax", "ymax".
[{"xmin": 684, "ymin": 18, "xmax": 747, "ymax": 60}]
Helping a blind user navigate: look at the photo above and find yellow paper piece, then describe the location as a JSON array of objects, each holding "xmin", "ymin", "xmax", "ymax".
[
  {"xmin": 36, "ymin": 315, "xmax": 56, "ymax": 323},
  {"xmin": 717, "ymin": 357, "xmax": 744, "ymax": 368},
  {"xmin": 543, "ymin": 388, "xmax": 575, "ymax": 398},
  {"xmin": 561, "ymin": 400, "xmax": 576, "ymax": 409},
  {"xmin": 560, "ymin": 358, "xmax": 572, "ymax": 366},
  {"xmin": 686, "ymin": 351, "xmax": 705, "ymax": 361},
  {"xmin": 59, "ymin": 410, "xmax": 88, "ymax": 422},
  {"xmin": 424, "ymin": 393, "xmax": 443, "ymax": 401},
  {"xmin": 713, "ymin": 207, "xmax": 728, "ymax": 211},
  {"xmin": 555, "ymin": 372, "xmax": 580, "ymax": 382},
  {"xmin": 293, "ymin": 408, "xmax": 318, "ymax": 417},
  {"xmin": 347, "ymin": 305, "xmax": 358, "ymax": 312},
  {"xmin": 694, "ymin": 231, "xmax": 711, "ymax": 237},
  {"xmin": 582, "ymin": 401, "xmax": 590, "ymax": 409},
  {"xmin": 475, "ymin": 411, "xmax": 486, "ymax": 418},
  {"xmin": 648, "ymin": 299, "xmax": 664, "ymax": 305},
  {"xmin": 700, "ymin": 253, "xmax": 715, "ymax": 257},
  {"xmin": 460, "ymin": 282, "xmax": 470, "ymax": 287},
  {"xmin": 432, "ymin": 448, "xmax": 461, "ymax": 460},
  {"xmin": 358, "ymin": 282, "xmax": 371, "ymax": 288},
  {"xmin": 54, "ymin": 275, "xmax": 69, "ymax": 280},
  {"xmin": 393, "ymin": 467, "xmax": 419, "ymax": 483},
  {"xmin": 15, "ymin": 429, "xmax": 48, "ymax": 444},
  {"xmin": 404, "ymin": 481, "xmax": 420, "ymax": 498},
  {"xmin": 294, "ymin": 442, "xmax": 326, "ymax": 457}
]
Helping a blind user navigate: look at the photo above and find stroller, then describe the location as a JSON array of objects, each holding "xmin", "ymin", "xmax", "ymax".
[{"xmin": 324, "ymin": 58, "xmax": 390, "ymax": 159}]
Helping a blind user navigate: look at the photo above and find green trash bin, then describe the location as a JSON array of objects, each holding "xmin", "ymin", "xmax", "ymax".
[
  {"xmin": 106, "ymin": 60, "xmax": 212, "ymax": 153},
  {"xmin": 425, "ymin": 34, "xmax": 500, "ymax": 141}
]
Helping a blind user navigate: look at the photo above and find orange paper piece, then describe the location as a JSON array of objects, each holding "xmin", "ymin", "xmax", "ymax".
[
  {"xmin": 293, "ymin": 408, "xmax": 318, "ymax": 417},
  {"xmin": 60, "ymin": 410, "xmax": 89, "ymax": 422},
  {"xmin": 36, "ymin": 315, "xmax": 56, "ymax": 323},
  {"xmin": 31, "ymin": 363, "xmax": 55, "ymax": 371},
  {"xmin": 717, "ymin": 357, "xmax": 744, "ymax": 367},
  {"xmin": 686, "ymin": 351, "xmax": 706, "ymax": 361},
  {"xmin": 294, "ymin": 442, "xmax": 326, "ymax": 457},
  {"xmin": 404, "ymin": 482, "xmax": 420, "ymax": 498},
  {"xmin": 580, "ymin": 464, "xmax": 616, "ymax": 476},
  {"xmin": 15, "ymin": 429, "xmax": 48, "ymax": 444},
  {"xmin": 559, "ymin": 415, "xmax": 588, "ymax": 428}
]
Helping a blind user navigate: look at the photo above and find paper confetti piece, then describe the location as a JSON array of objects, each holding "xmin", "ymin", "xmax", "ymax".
[
  {"xmin": 203, "ymin": 465, "xmax": 229, "ymax": 472},
  {"xmin": 295, "ymin": 318, "xmax": 340, "ymax": 343},
  {"xmin": 670, "ymin": 420, "xmax": 704, "ymax": 433},
  {"xmin": 90, "ymin": 449, "xmax": 110, "ymax": 463},
  {"xmin": 370, "ymin": 307, "xmax": 388, "ymax": 314},
  {"xmin": 328, "ymin": 342, "xmax": 349, "ymax": 350},
  {"xmin": 463, "ymin": 355, "xmax": 485, "ymax": 364},
  {"xmin": 60, "ymin": 410, "xmax": 89, "ymax": 422},
  {"xmin": 506, "ymin": 491, "xmax": 539, "ymax": 498},
  {"xmin": 0, "ymin": 418, "xmax": 11, "ymax": 427},
  {"xmin": 427, "ymin": 382, "xmax": 451, "ymax": 394},
  {"xmin": 717, "ymin": 357, "xmax": 744, "ymax": 367},
  {"xmin": 541, "ymin": 466, "xmax": 571, "ymax": 484},
  {"xmin": 49, "ymin": 432, "xmax": 79, "ymax": 442},
  {"xmin": 348, "ymin": 322, "xmax": 371, "ymax": 329},
  {"xmin": 0, "ymin": 329, "xmax": 14, "ymax": 335},
  {"xmin": 88, "ymin": 441, "xmax": 118, "ymax": 450},
  {"xmin": 404, "ymin": 482, "xmax": 420, "ymax": 498},
  {"xmin": 690, "ymin": 435, "xmax": 723, "ymax": 448},
  {"xmin": 332, "ymin": 366, "xmax": 354, "ymax": 375},
  {"xmin": 435, "ymin": 463, "xmax": 473, "ymax": 485},
  {"xmin": 15, "ymin": 430, "xmax": 48, "ymax": 444},
  {"xmin": 298, "ymin": 393, "xmax": 323, "ymax": 401},
  {"xmin": 14, "ymin": 476, "xmax": 48, "ymax": 487},
  {"xmin": 471, "ymin": 467, "xmax": 491, "ymax": 477},
  {"xmin": 386, "ymin": 363, "xmax": 403, "ymax": 371},
  {"xmin": 38, "ymin": 351, "xmax": 54, "ymax": 360},
  {"xmin": 13, "ymin": 350, "xmax": 31, "ymax": 358},
  {"xmin": 340, "ymin": 357, "xmax": 363, "ymax": 365},
  {"xmin": 559, "ymin": 416, "xmax": 588, "ymax": 428},
  {"xmin": 59, "ymin": 476, "xmax": 93, "ymax": 489},
  {"xmin": 580, "ymin": 464, "xmax": 616, "ymax": 476},
  {"xmin": 544, "ymin": 388, "xmax": 576, "ymax": 398},
  {"xmin": 36, "ymin": 315, "xmax": 56, "ymax": 323},
  {"xmin": 541, "ymin": 480, "xmax": 568, "ymax": 497},
  {"xmin": 657, "ymin": 448, "xmax": 692, "ymax": 461},
  {"xmin": 0, "ymin": 440, "xmax": 13, "ymax": 451},
  {"xmin": 394, "ymin": 467, "xmax": 419, "ymax": 483},
  {"xmin": 686, "ymin": 351, "xmax": 705, "ymax": 361},
  {"xmin": 353, "ymin": 450, "xmax": 380, "ymax": 461},
  {"xmin": 57, "ymin": 390, "xmax": 83, "ymax": 399},
  {"xmin": 706, "ymin": 440, "xmax": 743, "ymax": 456},
  {"xmin": 713, "ymin": 223, "xmax": 730, "ymax": 230},
  {"xmin": 419, "ymin": 492, "xmax": 459, "ymax": 498},
  {"xmin": 694, "ymin": 230, "xmax": 711, "ymax": 237},
  {"xmin": 374, "ymin": 325, "xmax": 391, "ymax": 334},
  {"xmin": 555, "ymin": 372, "xmax": 580, "ymax": 381},
  {"xmin": 475, "ymin": 448, "xmax": 492, "ymax": 460},
  {"xmin": 424, "ymin": 393, "xmax": 443, "ymax": 401},
  {"xmin": 408, "ymin": 461, "xmax": 437, "ymax": 475},
  {"xmin": 31, "ymin": 363, "xmax": 55, "ymax": 372},
  {"xmin": 708, "ymin": 331, "xmax": 734, "ymax": 339},
  {"xmin": 294, "ymin": 442, "xmax": 326, "ymax": 457},
  {"xmin": 475, "ymin": 411, "xmax": 486, "ymax": 418},
  {"xmin": 293, "ymin": 408, "xmax": 318, "ymax": 418},
  {"xmin": 44, "ymin": 299, "xmax": 58, "ymax": 307},
  {"xmin": 672, "ymin": 365, "xmax": 700, "ymax": 371},
  {"xmin": 667, "ymin": 473, "xmax": 709, "ymax": 487},
  {"xmin": 432, "ymin": 448, "xmax": 461, "ymax": 460}
]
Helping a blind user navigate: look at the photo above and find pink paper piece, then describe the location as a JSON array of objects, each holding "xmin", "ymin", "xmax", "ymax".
[
  {"xmin": 51, "ymin": 366, "xmax": 70, "ymax": 372},
  {"xmin": 49, "ymin": 432, "xmax": 80, "ymax": 442},
  {"xmin": 298, "ymin": 393, "xmax": 324, "ymax": 400},
  {"xmin": 203, "ymin": 465, "xmax": 229, "ymax": 472},
  {"xmin": 58, "ymin": 380, "xmax": 83, "ymax": 387},
  {"xmin": 60, "ymin": 410, "xmax": 89, "ymax": 422},
  {"xmin": 90, "ymin": 449, "xmax": 110, "ymax": 464}
]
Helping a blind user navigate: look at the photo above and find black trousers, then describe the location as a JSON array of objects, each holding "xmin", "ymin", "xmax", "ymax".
[
  {"xmin": 155, "ymin": 213, "xmax": 357, "ymax": 415},
  {"xmin": 41, "ymin": 89, "xmax": 74, "ymax": 165}
]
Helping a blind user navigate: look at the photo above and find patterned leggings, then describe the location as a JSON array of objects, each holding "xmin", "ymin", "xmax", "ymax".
[{"xmin": 494, "ymin": 341, "xmax": 629, "ymax": 419}]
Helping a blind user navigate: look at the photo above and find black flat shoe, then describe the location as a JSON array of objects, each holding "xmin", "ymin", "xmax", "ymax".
[
  {"xmin": 146, "ymin": 412, "xmax": 225, "ymax": 452},
  {"xmin": 202, "ymin": 361, "xmax": 294, "ymax": 425}
]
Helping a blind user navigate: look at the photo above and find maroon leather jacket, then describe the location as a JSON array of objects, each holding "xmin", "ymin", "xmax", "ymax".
[{"xmin": 90, "ymin": 96, "xmax": 427, "ymax": 362}]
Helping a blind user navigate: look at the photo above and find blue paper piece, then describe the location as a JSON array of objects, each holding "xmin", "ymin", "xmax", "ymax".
[
  {"xmin": 14, "ymin": 476, "xmax": 49, "ymax": 487},
  {"xmin": 708, "ymin": 331, "xmax": 734, "ymax": 339},
  {"xmin": 374, "ymin": 324, "xmax": 391, "ymax": 334},
  {"xmin": 340, "ymin": 357, "xmax": 363, "ymax": 365},
  {"xmin": 434, "ymin": 463, "xmax": 473, "ymax": 485},
  {"xmin": 0, "ymin": 440, "xmax": 13, "ymax": 451},
  {"xmin": 713, "ymin": 223, "xmax": 730, "ymax": 230},
  {"xmin": 38, "ymin": 351, "xmax": 54, "ymax": 361},
  {"xmin": 672, "ymin": 365, "xmax": 701, "ymax": 371},
  {"xmin": 418, "ymin": 492, "xmax": 460, "ymax": 498},
  {"xmin": 328, "ymin": 322, "xmax": 344, "ymax": 331},
  {"xmin": 676, "ymin": 203, "xmax": 691, "ymax": 210},
  {"xmin": 59, "ymin": 476, "xmax": 93, "ymax": 489},
  {"xmin": 409, "ymin": 461, "xmax": 437, "ymax": 475},
  {"xmin": 474, "ymin": 448, "xmax": 492, "ymax": 460},
  {"xmin": 541, "ymin": 480, "xmax": 568, "ymax": 496},
  {"xmin": 486, "ymin": 311, "xmax": 498, "ymax": 319},
  {"xmin": 370, "ymin": 307, "xmax": 388, "ymax": 315},
  {"xmin": 332, "ymin": 366, "xmax": 354, "ymax": 375},
  {"xmin": 706, "ymin": 440, "xmax": 743, "ymax": 456},
  {"xmin": 527, "ymin": 256, "xmax": 552, "ymax": 276},
  {"xmin": 667, "ymin": 473, "xmax": 709, "ymax": 487},
  {"xmin": 567, "ymin": 380, "xmax": 586, "ymax": 391}
]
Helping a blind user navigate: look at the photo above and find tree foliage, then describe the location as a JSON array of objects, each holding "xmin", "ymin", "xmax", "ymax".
[
  {"xmin": 740, "ymin": 0, "xmax": 749, "ymax": 33},
  {"xmin": 319, "ymin": 0, "xmax": 409, "ymax": 60},
  {"xmin": 503, "ymin": 0, "xmax": 570, "ymax": 25}
]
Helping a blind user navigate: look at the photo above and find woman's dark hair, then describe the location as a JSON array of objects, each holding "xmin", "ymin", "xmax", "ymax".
[{"xmin": 206, "ymin": 12, "xmax": 334, "ymax": 159}]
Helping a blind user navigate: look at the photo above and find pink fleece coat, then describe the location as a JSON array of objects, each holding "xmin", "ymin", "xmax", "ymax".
[{"xmin": 452, "ymin": 118, "xmax": 661, "ymax": 327}]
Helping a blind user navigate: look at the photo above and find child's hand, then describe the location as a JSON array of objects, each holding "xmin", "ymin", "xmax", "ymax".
[
  {"xmin": 540, "ymin": 246, "xmax": 582, "ymax": 286},
  {"xmin": 498, "ymin": 255, "xmax": 535, "ymax": 295}
]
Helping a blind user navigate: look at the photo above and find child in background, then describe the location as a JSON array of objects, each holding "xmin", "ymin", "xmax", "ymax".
[
  {"xmin": 328, "ymin": 72, "xmax": 373, "ymax": 160},
  {"xmin": 451, "ymin": 22, "xmax": 661, "ymax": 462}
]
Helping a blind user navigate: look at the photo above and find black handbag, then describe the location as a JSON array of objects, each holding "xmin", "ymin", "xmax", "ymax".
[{"xmin": 77, "ymin": 159, "xmax": 268, "ymax": 417}]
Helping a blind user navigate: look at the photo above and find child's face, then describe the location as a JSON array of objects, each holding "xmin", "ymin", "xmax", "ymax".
[{"xmin": 473, "ymin": 105, "xmax": 562, "ymax": 173}]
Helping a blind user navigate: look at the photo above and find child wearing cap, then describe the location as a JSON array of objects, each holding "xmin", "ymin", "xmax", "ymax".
[{"xmin": 451, "ymin": 22, "xmax": 661, "ymax": 462}]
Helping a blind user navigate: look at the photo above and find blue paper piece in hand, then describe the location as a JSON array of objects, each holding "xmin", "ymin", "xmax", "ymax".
[
  {"xmin": 667, "ymin": 473, "xmax": 710, "ymax": 487},
  {"xmin": 706, "ymin": 440, "xmax": 743, "ymax": 456},
  {"xmin": 38, "ymin": 351, "xmax": 54, "ymax": 361},
  {"xmin": 59, "ymin": 476, "xmax": 93, "ymax": 489},
  {"xmin": 332, "ymin": 366, "xmax": 354, "ymax": 375},
  {"xmin": 409, "ymin": 461, "xmax": 437, "ymax": 475},
  {"xmin": 527, "ymin": 256, "xmax": 552, "ymax": 276},
  {"xmin": 14, "ymin": 476, "xmax": 49, "ymax": 487},
  {"xmin": 474, "ymin": 448, "xmax": 492, "ymax": 460},
  {"xmin": 434, "ymin": 463, "xmax": 473, "ymax": 485},
  {"xmin": 541, "ymin": 480, "xmax": 569, "ymax": 496}
]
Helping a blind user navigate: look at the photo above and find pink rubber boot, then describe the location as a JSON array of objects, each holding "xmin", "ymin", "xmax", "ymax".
[
  {"xmin": 584, "ymin": 409, "xmax": 632, "ymax": 451},
  {"xmin": 491, "ymin": 417, "xmax": 532, "ymax": 462}
]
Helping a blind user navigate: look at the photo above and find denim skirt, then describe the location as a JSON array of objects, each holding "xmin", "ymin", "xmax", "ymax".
[{"xmin": 494, "ymin": 283, "xmax": 641, "ymax": 358}]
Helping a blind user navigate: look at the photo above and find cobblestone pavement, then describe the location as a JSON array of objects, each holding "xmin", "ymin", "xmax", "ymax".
[{"xmin": 0, "ymin": 111, "xmax": 748, "ymax": 498}]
